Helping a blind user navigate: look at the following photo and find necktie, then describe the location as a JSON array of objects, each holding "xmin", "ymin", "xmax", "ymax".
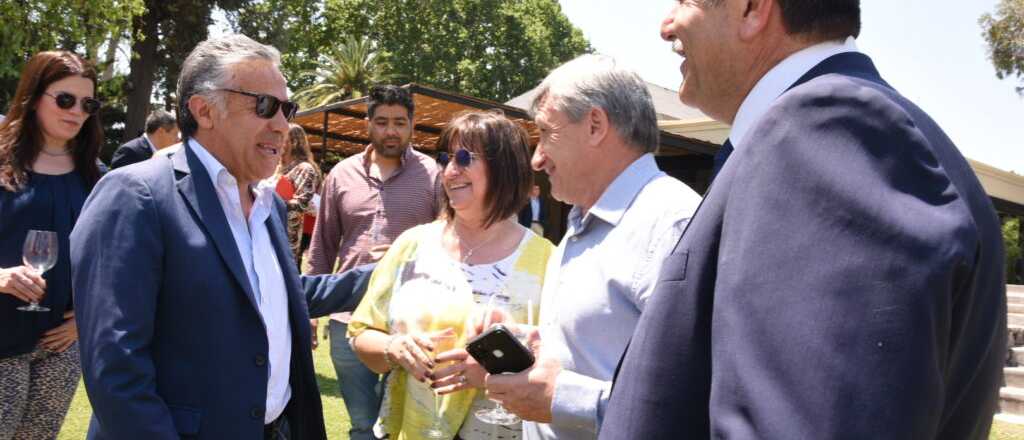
[{"xmin": 710, "ymin": 138, "xmax": 734, "ymax": 182}]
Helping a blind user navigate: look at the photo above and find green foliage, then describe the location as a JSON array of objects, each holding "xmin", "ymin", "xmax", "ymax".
[
  {"xmin": 0, "ymin": 0, "xmax": 144, "ymax": 111},
  {"xmin": 1006, "ymin": 217, "xmax": 1022, "ymax": 283},
  {"xmin": 276, "ymin": 0, "xmax": 593, "ymax": 103},
  {"xmin": 229, "ymin": 0, "xmax": 327, "ymax": 92},
  {"xmin": 291, "ymin": 36, "xmax": 398, "ymax": 109},
  {"xmin": 231, "ymin": 0, "xmax": 594, "ymax": 103},
  {"xmin": 981, "ymin": 0, "xmax": 1024, "ymax": 96}
]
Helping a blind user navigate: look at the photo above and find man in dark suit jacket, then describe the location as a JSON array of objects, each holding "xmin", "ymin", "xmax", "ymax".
[
  {"xmin": 110, "ymin": 108, "xmax": 179, "ymax": 169},
  {"xmin": 517, "ymin": 184, "xmax": 546, "ymax": 235},
  {"xmin": 71, "ymin": 35, "xmax": 338, "ymax": 440},
  {"xmin": 601, "ymin": 2, "xmax": 1006, "ymax": 439}
]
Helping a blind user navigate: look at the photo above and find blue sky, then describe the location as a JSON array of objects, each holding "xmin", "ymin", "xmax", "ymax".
[{"xmin": 558, "ymin": 1, "xmax": 1024, "ymax": 174}]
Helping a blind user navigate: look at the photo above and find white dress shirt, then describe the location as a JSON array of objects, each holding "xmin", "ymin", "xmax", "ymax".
[
  {"xmin": 730, "ymin": 37, "xmax": 859, "ymax": 150},
  {"xmin": 189, "ymin": 139, "xmax": 293, "ymax": 424}
]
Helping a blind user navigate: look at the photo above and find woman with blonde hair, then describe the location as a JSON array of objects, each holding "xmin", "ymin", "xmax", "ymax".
[{"xmin": 273, "ymin": 123, "xmax": 323, "ymax": 267}]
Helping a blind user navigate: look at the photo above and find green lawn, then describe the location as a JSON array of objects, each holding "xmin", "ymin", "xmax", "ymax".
[
  {"xmin": 54, "ymin": 339, "xmax": 1024, "ymax": 439},
  {"xmin": 58, "ymin": 322, "xmax": 352, "ymax": 439}
]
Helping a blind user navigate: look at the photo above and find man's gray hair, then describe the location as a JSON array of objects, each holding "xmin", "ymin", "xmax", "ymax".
[
  {"xmin": 176, "ymin": 34, "xmax": 281, "ymax": 138},
  {"xmin": 531, "ymin": 54, "xmax": 659, "ymax": 153},
  {"xmin": 144, "ymin": 108, "xmax": 176, "ymax": 134}
]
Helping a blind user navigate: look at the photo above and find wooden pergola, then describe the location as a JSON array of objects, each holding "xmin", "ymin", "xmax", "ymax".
[{"xmin": 292, "ymin": 83, "xmax": 721, "ymax": 240}]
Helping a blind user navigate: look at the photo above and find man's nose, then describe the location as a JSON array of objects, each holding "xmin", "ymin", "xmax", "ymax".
[
  {"xmin": 269, "ymin": 106, "xmax": 289, "ymax": 133},
  {"xmin": 660, "ymin": 9, "xmax": 677, "ymax": 42}
]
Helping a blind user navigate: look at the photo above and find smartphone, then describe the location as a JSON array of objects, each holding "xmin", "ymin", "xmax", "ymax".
[{"xmin": 465, "ymin": 324, "xmax": 535, "ymax": 374}]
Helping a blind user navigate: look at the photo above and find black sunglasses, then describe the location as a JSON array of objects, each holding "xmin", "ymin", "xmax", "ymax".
[
  {"xmin": 437, "ymin": 149, "xmax": 480, "ymax": 168},
  {"xmin": 44, "ymin": 91, "xmax": 101, "ymax": 115},
  {"xmin": 218, "ymin": 88, "xmax": 299, "ymax": 121}
]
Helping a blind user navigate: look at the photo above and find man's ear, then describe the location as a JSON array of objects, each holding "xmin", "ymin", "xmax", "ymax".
[
  {"xmin": 586, "ymin": 106, "xmax": 610, "ymax": 148},
  {"xmin": 737, "ymin": 0, "xmax": 775, "ymax": 42},
  {"xmin": 189, "ymin": 94, "xmax": 216, "ymax": 130}
]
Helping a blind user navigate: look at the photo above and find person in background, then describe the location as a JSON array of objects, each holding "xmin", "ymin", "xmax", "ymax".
[
  {"xmin": 349, "ymin": 111, "xmax": 553, "ymax": 439},
  {"xmin": 272, "ymin": 123, "xmax": 325, "ymax": 351},
  {"xmin": 109, "ymin": 108, "xmax": 178, "ymax": 169},
  {"xmin": 0, "ymin": 50, "xmax": 102, "ymax": 440},
  {"xmin": 308, "ymin": 84, "xmax": 441, "ymax": 440},
  {"xmin": 273, "ymin": 123, "xmax": 322, "ymax": 268},
  {"xmin": 601, "ymin": 1, "xmax": 1006, "ymax": 439},
  {"xmin": 517, "ymin": 184, "xmax": 546, "ymax": 236}
]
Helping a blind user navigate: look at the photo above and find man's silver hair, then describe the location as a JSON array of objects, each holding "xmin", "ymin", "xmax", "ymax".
[
  {"xmin": 531, "ymin": 54, "xmax": 659, "ymax": 153},
  {"xmin": 176, "ymin": 34, "xmax": 282, "ymax": 138}
]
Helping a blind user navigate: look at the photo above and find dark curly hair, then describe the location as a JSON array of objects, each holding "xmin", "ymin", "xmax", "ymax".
[
  {"xmin": 367, "ymin": 85, "xmax": 414, "ymax": 120},
  {"xmin": 0, "ymin": 51, "xmax": 102, "ymax": 192}
]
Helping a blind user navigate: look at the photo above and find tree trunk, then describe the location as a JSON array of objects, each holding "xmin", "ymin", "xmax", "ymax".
[
  {"xmin": 100, "ymin": 31, "xmax": 121, "ymax": 82},
  {"xmin": 123, "ymin": 5, "xmax": 160, "ymax": 143}
]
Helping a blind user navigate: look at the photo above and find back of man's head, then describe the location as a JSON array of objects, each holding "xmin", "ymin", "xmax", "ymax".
[
  {"xmin": 708, "ymin": 0, "xmax": 859, "ymax": 42},
  {"xmin": 531, "ymin": 54, "xmax": 659, "ymax": 153},
  {"xmin": 145, "ymin": 109, "xmax": 176, "ymax": 135},
  {"xmin": 367, "ymin": 85, "xmax": 414, "ymax": 120},
  {"xmin": 176, "ymin": 34, "xmax": 281, "ymax": 139}
]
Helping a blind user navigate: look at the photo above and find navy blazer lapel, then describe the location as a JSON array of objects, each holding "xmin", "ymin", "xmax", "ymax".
[{"xmin": 173, "ymin": 141, "xmax": 260, "ymax": 310}]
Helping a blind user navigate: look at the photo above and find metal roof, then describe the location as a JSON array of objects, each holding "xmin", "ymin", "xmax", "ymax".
[{"xmin": 293, "ymin": 83, "xmax": 717, "ymax": 157}]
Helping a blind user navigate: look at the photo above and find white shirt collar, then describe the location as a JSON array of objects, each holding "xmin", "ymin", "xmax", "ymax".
[
  {"xmin": 143, "ymin": 133, "xmax": 157, "ymax": 153},
  {"xmin": 729, "ymin": 37, "xmax": 859, "ymax": 150},
  {"xmin": 186, "ymin": 138, "xmax": 274, "ymax": 211},
  {"xmin": 187, "ymin": 138, "xmax": 229, "ymax": 186}
]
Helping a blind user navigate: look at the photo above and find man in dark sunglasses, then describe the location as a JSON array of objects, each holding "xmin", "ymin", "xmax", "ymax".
[{"xmin": 71, "ymin": 34, "xmax": 343, "ymax": 440}]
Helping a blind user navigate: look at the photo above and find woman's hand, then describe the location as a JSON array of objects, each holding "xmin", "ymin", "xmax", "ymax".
[
  {"xmin": 431, "ymin": 348, "xmax": 487, "ymax": 395},
  {"xmin": 41, "ymin": 311, "xmax": 77, "ymax": 352},
  {"xmin": 385, "ymin": 328, "xmax": 455, "ymax": 383},
  {"xmin": 0, "ymin": 266, "xmax": 46, "ymax": 303}
]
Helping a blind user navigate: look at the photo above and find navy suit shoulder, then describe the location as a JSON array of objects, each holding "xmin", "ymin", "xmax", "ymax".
[
  {"xmin": 600, "ymin": 53, "xmax": 1005, "ymax": 440},
  {"xmin": 110, "ymin": 136, "xmax": 153, "ymax": 170}
]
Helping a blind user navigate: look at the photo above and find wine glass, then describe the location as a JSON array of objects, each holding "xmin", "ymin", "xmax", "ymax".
[
  {"xmin": 391, "ymin": 277, "xmax": 474, "ymax": 438},
  {"xmin": 474, "ymin": 296, "xmax": 524, "ymax": 426},
  {"xmin": 423, "ymin": 332, "xmax": 457, "ymax": 439},
  {"xmin": 18, "ymin": 229, "xmax": 57, "ymax": 312}
]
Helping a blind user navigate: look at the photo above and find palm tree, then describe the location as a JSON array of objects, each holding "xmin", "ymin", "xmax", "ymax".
[{"xmin": 292, "ymin": 36, "xmax": 397, "ymax": 109}]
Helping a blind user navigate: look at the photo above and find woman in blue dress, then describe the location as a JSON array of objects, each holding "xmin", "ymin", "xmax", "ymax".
[{"xmin": 0, "ymin": 51, "xmax": 103, "ymax": 439}]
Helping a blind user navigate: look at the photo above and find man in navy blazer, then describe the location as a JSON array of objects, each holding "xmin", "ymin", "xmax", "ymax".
[
  {"xmin": 71, "ymin": 35, "xmax": 349, "ymax": 440},
  {"xmin": 601, "ymin": 1, "xmax": 1006, "ymax": 439},
  {"xmin": 109, "ymin": 109, "xmax": 179, "ymax": 169}
]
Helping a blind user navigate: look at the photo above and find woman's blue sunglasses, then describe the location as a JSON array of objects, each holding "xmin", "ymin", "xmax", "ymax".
[{"xmin": 437, "ymin": 149, "xmax": 479, "ymax": 168}]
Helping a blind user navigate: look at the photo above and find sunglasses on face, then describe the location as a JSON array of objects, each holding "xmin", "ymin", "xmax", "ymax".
[
  {"xmin": 437, "ymin": 149, "xmax": 480, "ymax": 168},
  {"xmin": 218, "ymin": 88, "xmax": 299, "ymax": 121},
  {"xmin": 44, "ymin": 91, "xmax": 101, "ymax": 115}
]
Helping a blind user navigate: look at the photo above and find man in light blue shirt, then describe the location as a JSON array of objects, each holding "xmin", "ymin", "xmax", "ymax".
[{"xmin": 485, "ymin": 54, "xmax": 703, "ymax": 440}]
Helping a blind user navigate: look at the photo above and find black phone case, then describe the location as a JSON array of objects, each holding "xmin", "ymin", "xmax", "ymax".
[{"xmin": 465, "ymin": 324, "xmax": 535, "ymax": 374}]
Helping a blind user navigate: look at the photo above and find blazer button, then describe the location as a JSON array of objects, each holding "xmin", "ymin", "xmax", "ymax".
[
  {"xmin": 250, "ymin": 407, "xmax": 264, "ymax": 419},
  {"xmin": 254, "ymin": 354, "xmax": 266, "ymax": 367}
]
